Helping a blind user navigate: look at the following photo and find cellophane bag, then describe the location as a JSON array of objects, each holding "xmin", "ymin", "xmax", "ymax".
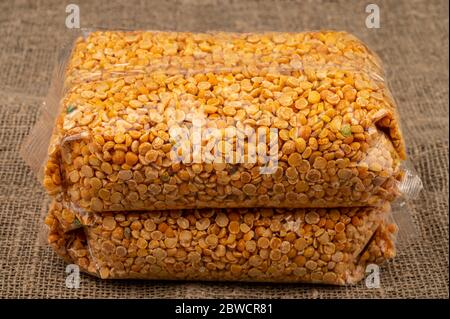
[
  {"xmin": 23, "ymin": 30, "xmax": 408, "ymax": 212},
  {"xmin": 46, "ymin": 198, "xmax": 396, "ymax": 285}
]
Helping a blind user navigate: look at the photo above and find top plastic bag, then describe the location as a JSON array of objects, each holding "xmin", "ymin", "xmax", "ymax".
[{"xmin": 33, "ymin": 30, "xmax": 407, "ymax": 212}]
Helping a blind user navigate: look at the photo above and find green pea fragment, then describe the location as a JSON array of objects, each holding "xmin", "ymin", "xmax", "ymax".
[
  {"xmin": 72, "ymin": 219, "xmax": 81, "ymax": 228},
  {"xmin": 340, "ymin": 125, "xmax": 352, "ymax": 137},
  {"xmin": 66, "ymin": 105, "xmax": 76, "ymax": 113}
]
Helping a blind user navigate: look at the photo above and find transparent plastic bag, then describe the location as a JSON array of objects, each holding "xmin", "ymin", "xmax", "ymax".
[
  {"xmin": 23, "ymin": 30, "xmax": 409, "ymax": 212},
  {"xmin": 45, "ymin": 198, "xmax": 396, "ymax": 285}
]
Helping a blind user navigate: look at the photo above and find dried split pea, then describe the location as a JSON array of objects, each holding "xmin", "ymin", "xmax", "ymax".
[
  {"xmin": 308, "ymin": 91, "xmax": 321, "ymax": 104},
  {"xmin": 288, "ymin": 153, "xmax": 302, "ymax": 166}
]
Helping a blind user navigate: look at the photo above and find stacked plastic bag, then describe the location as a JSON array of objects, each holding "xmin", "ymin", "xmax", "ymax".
[{"xmin": 23, "ymin": 30, "xmax": 420, "ymax": 285}]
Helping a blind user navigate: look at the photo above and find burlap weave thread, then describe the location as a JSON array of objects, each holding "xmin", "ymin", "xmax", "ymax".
[{"xmin": 0, "ymin": 0, "xmax": 448, "ymax": 298}]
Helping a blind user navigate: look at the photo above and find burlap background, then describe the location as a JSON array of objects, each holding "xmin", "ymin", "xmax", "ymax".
[{"xmin": 0, "ymin": 0, "xmax": 448, "ymax": 298}]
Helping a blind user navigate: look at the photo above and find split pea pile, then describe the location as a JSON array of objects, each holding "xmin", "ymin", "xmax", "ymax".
[
  {"xmin": 44, "ymin": 31, "xmax": 405, "ymax": 212},
  {"xmin": 42, "ymin": 31, "xmax": 403, "ymax": 284},
  {"xmin": 46, "ymin": 199, "xmax": 396, "ymax": 285}
]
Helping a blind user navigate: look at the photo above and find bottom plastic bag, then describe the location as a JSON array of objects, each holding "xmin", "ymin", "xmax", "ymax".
[{"xmin": 45, "ymin": 200, "xmax": 396, "ymax": 285}]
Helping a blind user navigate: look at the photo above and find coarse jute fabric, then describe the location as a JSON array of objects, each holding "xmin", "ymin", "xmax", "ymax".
[{"xmin": 0, "ymin": 0, "xmax": 448, "ymax": 298}]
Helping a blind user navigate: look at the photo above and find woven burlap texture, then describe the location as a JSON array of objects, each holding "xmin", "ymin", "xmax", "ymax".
[{"xmin": 0, "ymin": 0, "xmax": 448, "ymax": 298}]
